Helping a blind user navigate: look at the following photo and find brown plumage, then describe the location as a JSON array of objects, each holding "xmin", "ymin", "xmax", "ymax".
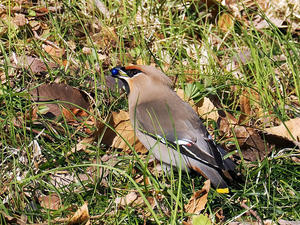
[{"xmin": 111, "ymin": 65, "xmax": 237, "ymax": 192}]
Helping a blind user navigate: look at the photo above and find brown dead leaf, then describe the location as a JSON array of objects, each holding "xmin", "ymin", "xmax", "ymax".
[
  {"xmin": 239, "ymin": 89, "xmax": 252, "ymax": 124},
  {"xmin": 79, "ymin": 155, "xmax": 118, "ymax": 187},
  {"xmin": 13, "ymin": 13, "xmax": 27, "ymax": 27},
  {"xmin": 218, "ymin": 13, "xmax": 234, "ymax": 32},
  {"xmin": 115, "ymin": 192, "xmax": 138, "ymax": 207},
  {"xmin": 70, "ymin": 137, "xmax": 95, "ymax": 156},
  {"xmin": 39, "ymin": 193, "xmax": 62, "ymax": 210},
  {"xmin": 101, "ymin": 110, "xmax": 148, "ymax": 154},
  {"xmin": 82, "ymin": 47, "xmax": 92, "ymax": 55},
  {"xmin": 195, "ymin": 97, "xmax": 220, "ymax": 122},
  {"xmin": 50, "ymin": 171, "xmax": 75, "ymax": 188},
  {"xmin": 177, "ymin": 89, "xmax": 230, "ymax": 123},
  {"xmin": 235, "ymin": 127, "xmax": 269, "ymax": 161},
  {"xmin": 215, "ymin": 208, "xmax": 225, "ymax": 223},
  {"xmin": 12, "ymin": 55, "xmax": 57, "ymax": 74},
  {"xmin": 233, "ymin": 125, "xmax": 249, "ymax": 146},
  {"xmin": 92, "ymin": 27, "xmax": 118, "ymax": 50},
  {"xmin": 183, "ymin": 70, "xmax": 199, "ymax": 83},
  {"xmin": 1, "ymin": 71, "xmax": 7, "ymax": 84},
  {"xmin": 185, "ymin": 180, "xmax": 210, "ymax": 214},
  {"xmin": 43, "ymin": 44, "xmax": 65, "ymax": 59},
  {"xmin": 278, "ymin": 219, "xmax": 300, "ymax": 225},
  {"xmin": 1, "ymin": 212, "xmax": 27, "ymax": 225},
  {"xmin": 29, "ymin": 20, "xmax": 41, "ymax": 31},
  {"xmin": 176, "ymin": 89, "xmax": 199, "ymax": 112},
  {"xmin": 29, "ymin": 83, "xmax": 90, "ymax": 120},
  {"xmin": 203, "ymin": 94, "xmax": 270, "ymax": 161},
  {"xmin": 68, "ymin": 202, "xmax": 90, "ymax": 225},
  {"xmin": 177, "ymin": 89, "xmax": 264, "ymax": 159},
  {"xmin": 265, "ymin": 118, "xmax": 300, "ymax": 142},
  {"xmin": 237, "ymin": 88, "xmax": 270, "ymax": 125},
  {"xmin": 34, "ymin": 7, "xmax": 49, "ymax": 16},
  {"xmin": 291, "ymin": 156, "xmax": 300, "ymax": 163}
]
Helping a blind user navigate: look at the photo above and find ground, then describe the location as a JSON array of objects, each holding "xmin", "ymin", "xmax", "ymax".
[{"xmin": 0, "ymin": 0, "xmax": 299, "ymax": 224}]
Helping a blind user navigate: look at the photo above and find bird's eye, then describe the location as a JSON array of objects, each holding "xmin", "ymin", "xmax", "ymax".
[
  {"xmin": 126, "ymin": 69, "xmax": 142, "ymax": 77},
  {"xmin": 111, "ymin": 68, "xmax": 119, "ymax": 76}
]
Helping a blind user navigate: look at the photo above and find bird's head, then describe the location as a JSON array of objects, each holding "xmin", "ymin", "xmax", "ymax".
[{"xmin": 110, "ymin": 65, "xmax": 172, "ymax": 95}]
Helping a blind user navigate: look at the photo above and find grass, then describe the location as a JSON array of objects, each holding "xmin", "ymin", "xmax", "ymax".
[{"xmin": 0, "ymin": 0, "xmax": 299, "ymax": 224}]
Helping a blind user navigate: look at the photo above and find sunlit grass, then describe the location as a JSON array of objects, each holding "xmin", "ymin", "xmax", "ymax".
[{"xmin": 0, "ymin": 0, "xmax": 299, "ymax": 224}]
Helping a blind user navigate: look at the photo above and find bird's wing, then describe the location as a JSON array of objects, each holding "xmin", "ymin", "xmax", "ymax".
[{"xmin": 134, "ymin": 97, "xmax": 231, "ymax": 170}]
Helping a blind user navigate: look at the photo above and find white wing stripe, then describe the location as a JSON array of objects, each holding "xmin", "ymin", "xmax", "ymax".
[{"xmin": 154, "ymin": 134, "xmax": 216, "ymax": 168}]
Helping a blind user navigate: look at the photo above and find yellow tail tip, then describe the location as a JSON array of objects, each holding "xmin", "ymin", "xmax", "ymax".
[{"xmin": 217, "ymin": 188, "xmax": 229, "ymax": 194}]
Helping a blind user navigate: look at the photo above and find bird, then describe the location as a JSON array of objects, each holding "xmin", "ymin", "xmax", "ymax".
[{"xmin": 111, "ymin": 65, "xmax": 237, "ymax": 193}]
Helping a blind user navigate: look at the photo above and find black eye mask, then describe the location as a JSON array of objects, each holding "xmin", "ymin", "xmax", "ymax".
[
  {"xmin": 111, "ymin": 67, "xmax": 142, "ymax": 78},
  {"xmin": 124, "ymin": 68, "xmax": 142, "ymax": 77}
]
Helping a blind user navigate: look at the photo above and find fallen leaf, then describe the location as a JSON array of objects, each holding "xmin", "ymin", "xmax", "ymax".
[
  {"xmin": 115, "ymin": 192, "xmax": 138, "ymax": 207},
  {"xmin": 82, "ymin": 47, "xmax": 92, "ymax": 55},
  {"xmin": 176, "ymin": 89, "xmax": 199, "ymax": 112},
  {"xmin": 278, "ymin": 219, "xmax": 300, "ymax": 225},
  {"xmin": 13, "ymin": 13, "xmax": 27, "ymax": 27},
  {"xmin": 43, "ymin": 44, "xmax": 65, "ymax": 59},
  {"xmin": 39, "ymin": 193, "xmax": 62, "ymax": 210},
  {"xmin": 68, "ymin": 202, "xmax": 90, "ymax": 225},
  {"xmin": 195, "ymin": 97, "xmax": 220, "ymax": 122},
  {"xmin": 34, "ymin": 7, "xmax": 49, "ymax": 16},
  {"xmin": 265, "ymin": 118, "xmax": 300, "ymax": 142},
  {"xmin": 92, "ymin": 27, "xmax": 118, "ymax": 50},
  {"xmin": 218, "ymin": 13, "xmax": 234, "ymax": 32},
  {"xmin": 183, "ymin": 70, "xmax": 199, "ymax": 83},
  {"xmin": 200, "ymin": 94, "xmax": 270, "ymax": 161},
  {"xmin": 29, "ymin": 83, "xmax": 90, "ymax": 120},
  {"xmin": 11, "ymin": 55, "xmax": 57, "ymax": 74},
  {"xmin": 32, "ymin": 140, "xmax": 42, "ymax": 168},
  {"xmin": 50, "ymin": 171, "xmax": 75, "ymax": 188},
  {"xmin": 177, "ymin": 89, "xmax": 229, "ymax": 123},
  {"xmin": 1, "ymin": 212, "xmax": 27, "ymax": 224},
  {"xmin": 185, "ymin": 180, "xmax": 210, "ymax": 214},
  {"xmin": 29, "ymin": 20, "xmax": 41, "ymax": 31},
  {"xmin": 101, "ymin": 110, "xmax": 148, "ymax": 154},
  {"xmin": 182, "ymin": 221, "xmax": 192, "ymax": 225},
  {"xmin": 79, "ymin": 155, "xmax": 118, "ymax": 187},
  {"xmin": 291, "ymin": 156, "xmax": 300, "ymax": 163},
  {"xmin": 70, "ymin": 137, "xmax": 95, "ymax": 155},
  {"xmin": 0, "ymin": 71, "xmax": 6, "ymax": 84},
  {"xmin": 234, "ymin": 126, "xmax": 269, "ymax": 161},
  {"xmin": 215, "ymin": 208, "xmax": 225, "ymax": 223},
  {"xmin": 238, "ymin": 89, "xmax": 252, "ymax": 124}
]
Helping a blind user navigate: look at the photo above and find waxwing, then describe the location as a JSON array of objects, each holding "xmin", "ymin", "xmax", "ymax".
[{"xmin": 111, "ymin": 65, "xmax": 237, "ymax": 193}]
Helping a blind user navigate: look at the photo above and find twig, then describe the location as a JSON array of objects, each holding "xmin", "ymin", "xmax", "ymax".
[
  {"xmin": 13, "ymin": 120, "xmax": 55, "ymax": 142},
  {"xmin": 239, "ymin": 200, "xmax": 263, "ymax": 225},
  {"xmin": 33, "ymin": 31, "xmax": 60, "ymax": 49}
]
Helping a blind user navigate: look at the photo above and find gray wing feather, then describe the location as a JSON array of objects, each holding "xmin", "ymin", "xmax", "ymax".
[{"xmin": 134, "ymin": 92, "xmax": 226, "ymax": 169}]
